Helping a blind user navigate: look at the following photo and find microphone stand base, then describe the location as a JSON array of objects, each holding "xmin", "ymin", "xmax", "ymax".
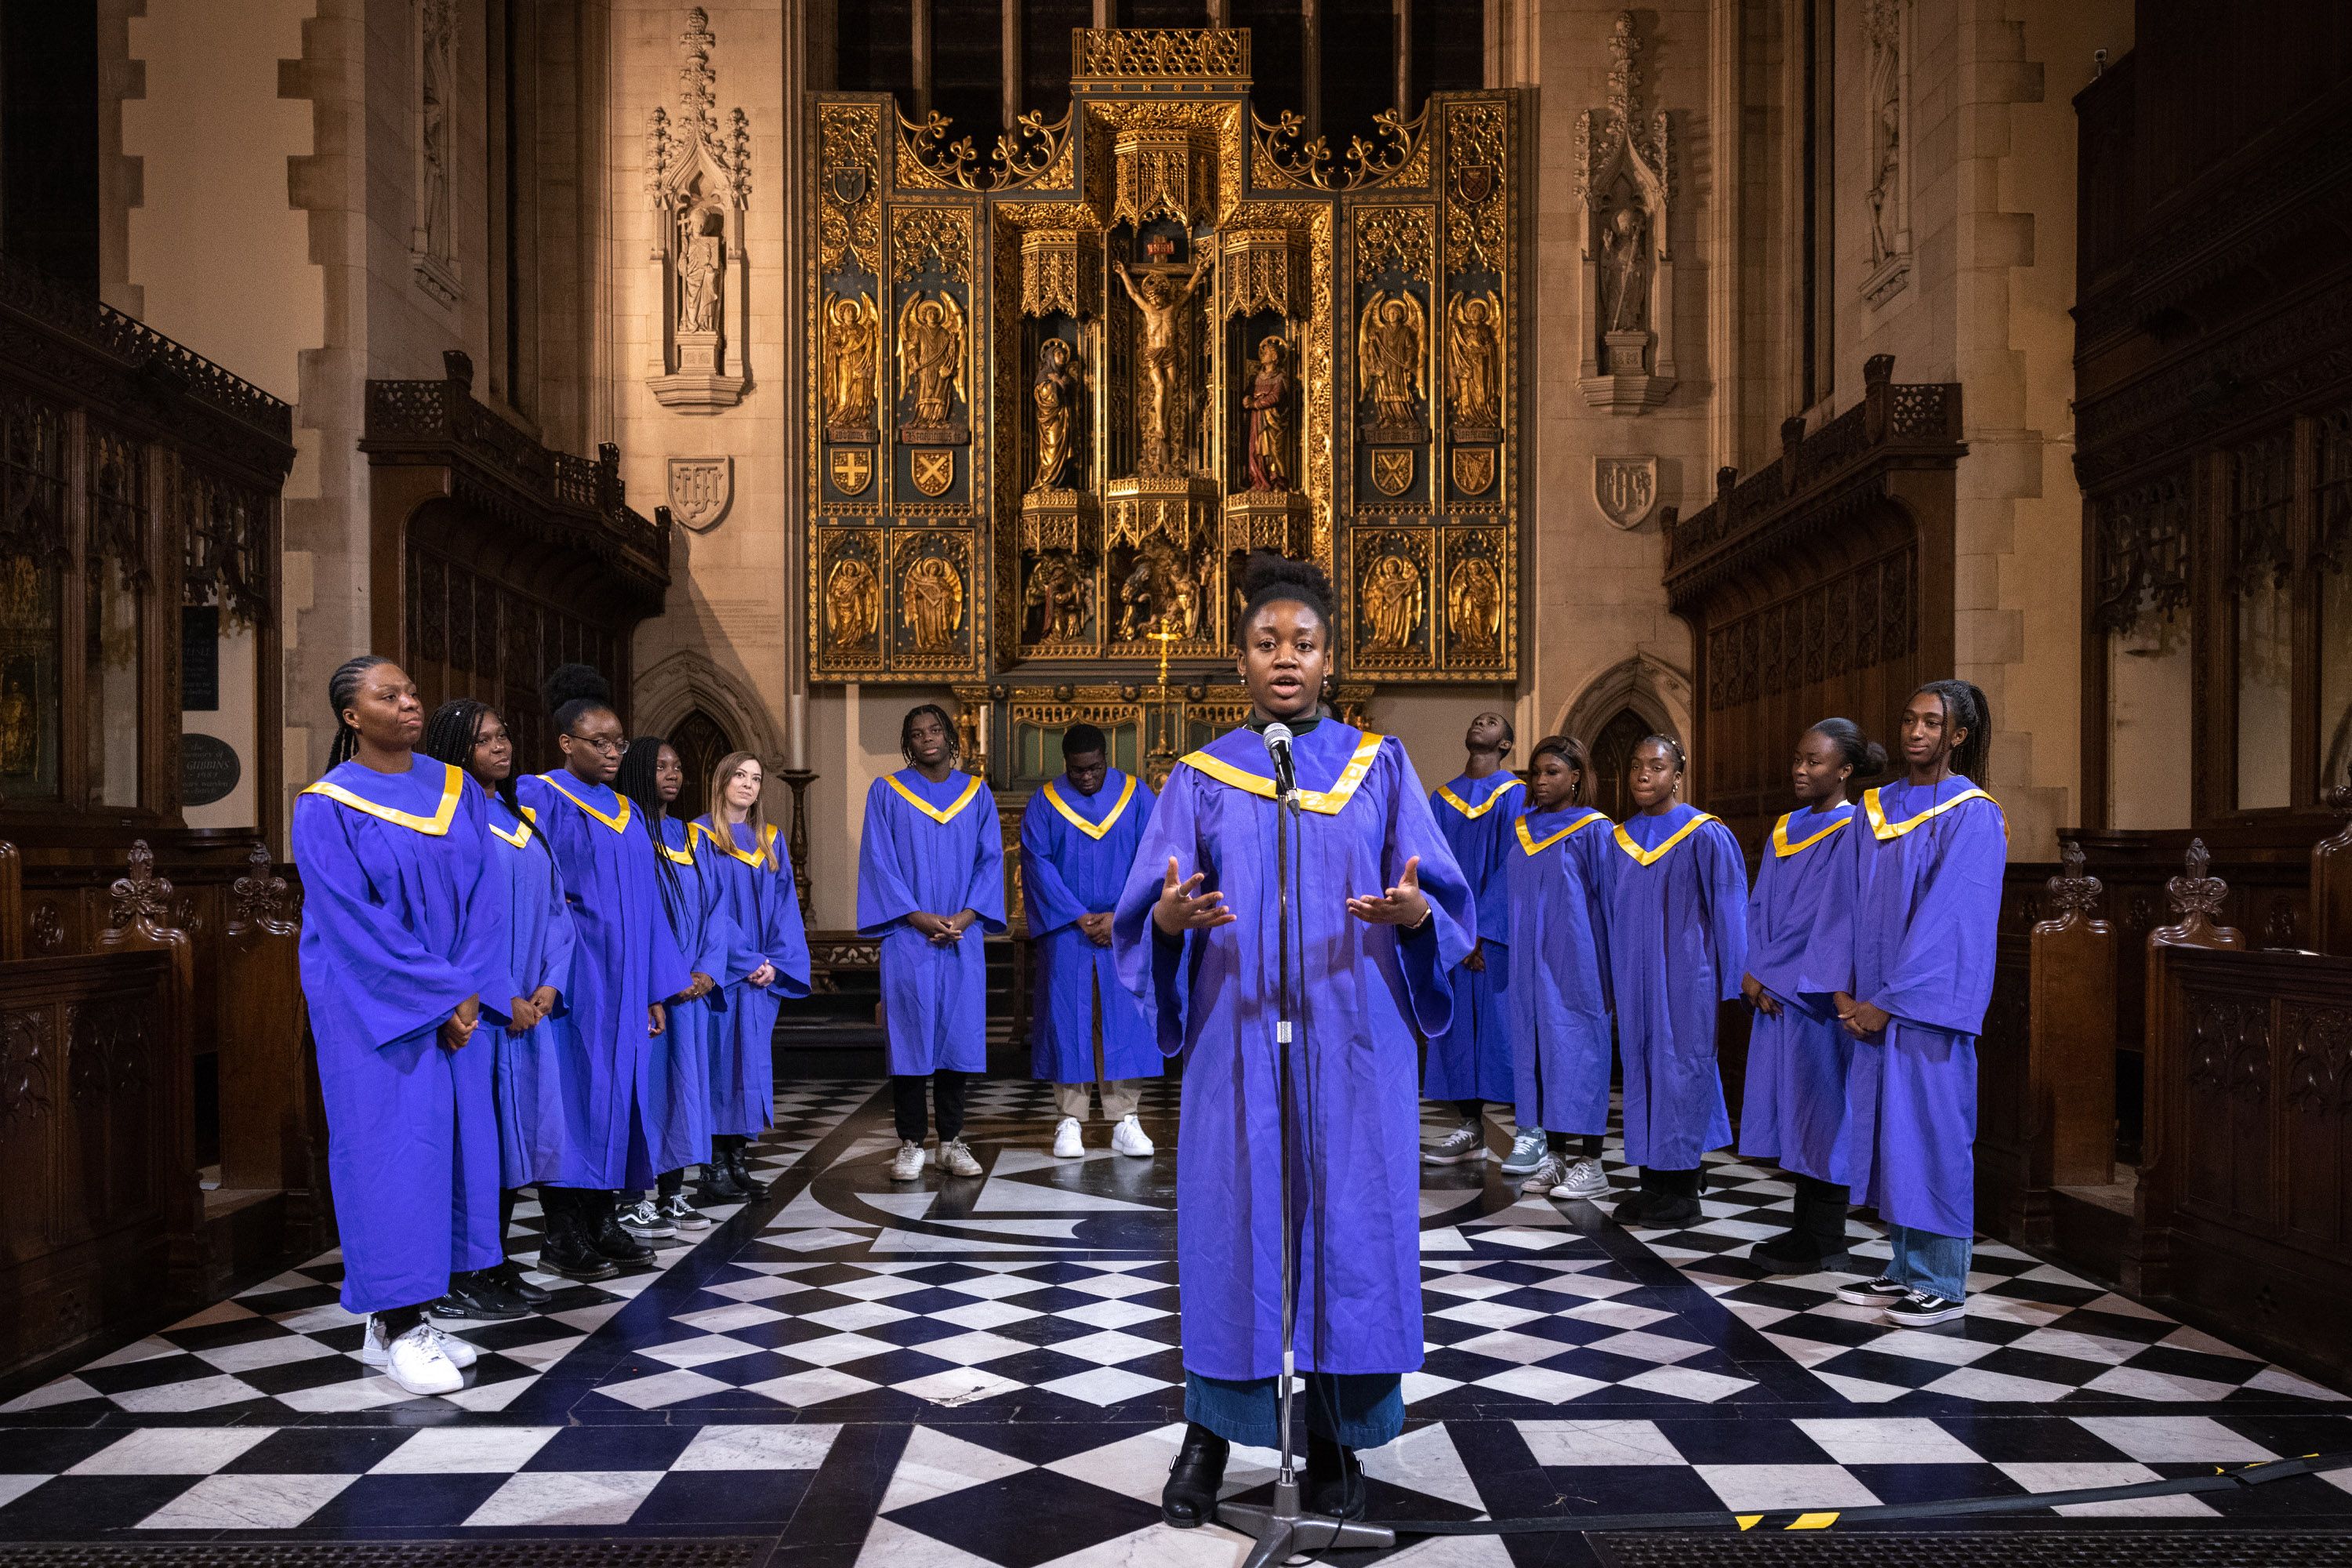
[{"xmin": 1217, "ymin": 1490, "xmax": 1397, "ymax": 1568}]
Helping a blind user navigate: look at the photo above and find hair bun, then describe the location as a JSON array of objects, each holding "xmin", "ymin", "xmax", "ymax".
[
  {"xmin": 1239, "ymin": 551, "xmax": 1332, "ymax": 605},
  {"xmin": 543, "ymin": 662, "xmax": 612, "ymax": 714},
  {"xmin": 1864, "ymin": 741, "xmax": 1889, "ymax": 774}
]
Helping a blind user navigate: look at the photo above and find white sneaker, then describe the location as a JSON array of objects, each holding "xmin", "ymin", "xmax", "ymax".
[
  {"xmin": 1522, "ymin": 1152, "xmax": 1569, "ymax": 1196},
  {"xmin": 1499, "ymin": 1129, "xmax": 1546, "ymax": 1176},
  {"xmin": 1112, "ymin": 1114, "xmax": 1155, "ymax": 1157},
  {"xmin": 940, "ymin": 1138, "xmax": 983, "ymax": 1178},
  {"xmin": 1549, "ymin": 1156, "xmax": 1611, "ymax": 1201},
  {"xmin": 381, "ymin": 1322, "xmax": 463, "ymax": 1396},
  {"xmin": 890, "ymin": 1140, "xmax": 926, "ymax": 1181},
  {"xmin": 1054, "ymin": 1116, "xmax": 1084, "ymax": 1159},
  {"xmin": 362, "ymin": 1315, "xmax": 477, "ymax": 1373},
  {"xmin": 429, "ymin": 1325, "xmax": 478, "ymax": 1368}
]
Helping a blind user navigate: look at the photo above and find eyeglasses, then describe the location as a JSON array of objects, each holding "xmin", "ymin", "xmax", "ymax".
[{"xmin": 565, "ymin": 733, "xmax": 625, "ymax": 754}]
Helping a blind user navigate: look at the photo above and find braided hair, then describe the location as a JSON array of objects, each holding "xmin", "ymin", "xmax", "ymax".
[
  {"xmin": 1641, "ymin": 733, "xmax": 1687, "ymax": 775},
  {"xmin": 424, "ymin": 699, "xmax": 530, "ymax": 843},
  {"xmin": 326, "ymin": 655, "xmax": 394, "ymax": 768},
  {"xmin": 900, "ymin": 703, "xmax": 960, "ymax": 769},
  {"xmin": 615, "ymin": 736, "xmax": 694, "ymax": 945},
  {"xmin": 1236, "ymin": 551, "xmax": 1334, "ymax": 644},
  {"xmin": 1909, "ymin": 680, "xmax": 1992, "ymax": 784},
  {"xmin": 1806, "ymin": 717, "xmax": 1887, "ymax": 797},
  {"xmin": 1529, "ymin": 734, "xmax": 1591, "ymax": 802},
  {"xmin": 544, "ymin": 662, "xmax": 616, "ymax": 743}
]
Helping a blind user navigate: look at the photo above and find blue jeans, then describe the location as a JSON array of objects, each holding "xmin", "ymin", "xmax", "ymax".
[
  {"xmin": 1888, "ymin": 1224, "xmax": 1970, "ymax": 1301},
  {"xmin": 1184, "ymin": 1370, "xmax": 1405, "ymax": 1449}
]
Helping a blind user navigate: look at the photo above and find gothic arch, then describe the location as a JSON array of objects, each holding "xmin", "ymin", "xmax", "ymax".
[
  {"xmin": 633, "ymin": 648, "xmax": 786, "ymax": 765},
  {"xmin": 1552, "ymin": 652, "xmax": 1693, "ymax": 757}
]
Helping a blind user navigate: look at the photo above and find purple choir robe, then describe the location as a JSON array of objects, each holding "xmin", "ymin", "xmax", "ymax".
[
  {"xmin": 1019, "ymin": 768, "xmax": 1163, "ymax": 1086},
  {"xmin": 857, "ymin": 769, "xmax": 1007, "ymax": 1076},
  {"xmin": 1111, "ymin": 721, "xmax": 1474, "ymax": 1380},
  {"xmin": 293, "ymin": 757, "xmax": 508, "ymax": 1314},
  {"xmin": 1737, "ymin": 802, "xmax": 1860, "ymax": 1182},
  {"xmin": 1841, "ymin": 777, "xmax": 2005, "ymax": 1237},
  {"xmin": 482, "ymin": 796, "xmax": 580, "ymax": 1189},
  {"xmin": 516, "ymin": 772, "xmax": 693, "ymax": 1189},
  {"xmin": 1609, "ymin": 804, "xmax": 1749, "ymax": 1170},
  {"xmin": 694, "ymin": 818, "xmax": 814, "ymax": 1137},
  {"xmin": 1421, "ymin": 773, "xmax": 1521, "ymax": 1102},
  {"xmin": 648, "ymin": 815, "xmax": 755, "ymax": 1173},
  {"xmin": 1503, "ymin": 806, "xmax": 1617, "ymax": 1134}
]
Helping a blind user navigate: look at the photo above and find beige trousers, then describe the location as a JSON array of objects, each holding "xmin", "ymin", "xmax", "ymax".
[{"xmin": 1052, "ymin": 971, "xmax": 1139, "ymax": 1120}]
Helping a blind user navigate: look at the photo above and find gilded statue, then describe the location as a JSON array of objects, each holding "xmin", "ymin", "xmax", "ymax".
[
  {"xmin": 1241, "ymin": 335, "xmax": 1294, "ymax": 494},
  {"xmin": 903, "ymin": 555, "xmax": 964, "ymax": 652},
  {"xmin": 1599, "ymin": 202, "xmax": 1650, "ymax": 335},
  {"xmin": 1025, "ymin": 551, "xmax": 1090, "ymax": 644},
  {"xmin": 1362, "ymin": 553, "xmax": 1421, "ymax": 651},
  {"xmin": 824, "ymin": 558, "xmax": 880, "ymax": 650},
  {"xmin": 822, "ymin": 292, "xmax": 879, "ymax": 437},
  {"xmin": 1357, "ymin": 290, "xmax": 1426, "ymax": 436},
  {"xmin": 1030, "ymin": 337, "xmax": 1080, "ymax": 492},
  {"xmin": 1119, "ymin": 539, "xmax": 1197, "ymax": 642},
  {"xmin": 1113, "ymin": 256, "xmax": 1214, "ymax": 477},
  {"xmin": 896, "ymin": 291, "xmax": 967, "ymax": 434},
  {"xmin": 1446, "ymin": 293, "xmax": 1503, "ymax": 432},
  {"xmin": 1447, "ymin": 558, "xmax": 1503, "ymax": 652}
]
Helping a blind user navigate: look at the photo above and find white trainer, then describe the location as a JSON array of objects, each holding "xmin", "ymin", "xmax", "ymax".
[
  {"xmin": 890, "ymin": 1140, "xmax": 926, "ymax": 1181},
  {"xmin": 381, "ymin": 1322, "xmax": 464, "ymax": 1396},
  {"xmin": 940, "ymin": 1138, "xmax": 983, "ymax": 1178},
  {"xmin": 1112, "ymin": 1114, "xmax": 1156, "ymax": 1157},
  {"xmin": 1549, "ymin": 1156, "xmax": 1611, "ymax": 1201},
  {"xmin": 429, "ymin": 1326, "xmax": 478, "ymax": 1368},
  {"xmin": 1054, "ymin": 1116, "xmax": 1084, "ymax": 1159},
  {"xmin": 363, "ymin": 1316, "xmax": 478, "ymax": 1374}
]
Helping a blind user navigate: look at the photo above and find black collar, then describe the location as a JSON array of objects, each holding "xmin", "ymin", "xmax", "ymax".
[{"xmin": 1245, "ymin": 713, "xmax": 1324, "ymax": 736}]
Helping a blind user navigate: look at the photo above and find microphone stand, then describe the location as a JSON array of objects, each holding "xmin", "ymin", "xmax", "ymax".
[{"xmin": 1216, "ymin": 780, "xmax": 1396, "ymax": 1566}]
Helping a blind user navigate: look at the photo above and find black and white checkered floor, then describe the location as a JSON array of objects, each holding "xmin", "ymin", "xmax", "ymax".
[{"xmin": 2, "ymin": 1080, "xmax": 2347, "ymax": 1562}]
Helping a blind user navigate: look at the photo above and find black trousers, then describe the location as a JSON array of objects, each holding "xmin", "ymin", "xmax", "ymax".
[{"xmin": 894, "ymin": 1070, "xmax": 968, "ymax": 1142}]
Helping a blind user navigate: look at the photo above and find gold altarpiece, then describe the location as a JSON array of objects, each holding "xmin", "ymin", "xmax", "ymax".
[{"xmin": 806, "ymin": 27, "xmax": 1523, "ymax": 780}]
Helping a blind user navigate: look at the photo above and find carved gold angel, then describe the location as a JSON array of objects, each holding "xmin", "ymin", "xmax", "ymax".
[
  {"xmin": 822, "ymin": 292, "xmax": 880, "ymax": 434},
  {"xmin": 903, "ymin": 554, "xmax": 964, "ymax": 652},
  {"xmin": 824, "ymin": 558, "xmax": 880, "ymax": 651},
  {"xmin": 1357, "ymin": 290, "xmax": 1426, "ymax": 433},
  {"xmin": 1362, "ymin": 553, "xmax": 1422, "ymax": 651},
  {"xmin": 1446, "ymin": 292, "xmax": 1504, "ymax": 431},
  {"xmin": 896, "ymin": 291, "xmax": 966, "ymax": 430}
]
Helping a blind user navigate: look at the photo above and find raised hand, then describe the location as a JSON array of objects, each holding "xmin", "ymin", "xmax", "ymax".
[
  {"xmin": 1346, "ymin": 855, "xmax": 1432, "ymax": 927},
  {"xmin": 1152, "ymin": 855, "xmax": 1234, "ymax": 936}
]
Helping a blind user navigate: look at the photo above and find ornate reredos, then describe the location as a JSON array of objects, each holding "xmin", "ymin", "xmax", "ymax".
[{"xmin": 806, "ymin": 27, "xmax": 1524, "ymax": 748}]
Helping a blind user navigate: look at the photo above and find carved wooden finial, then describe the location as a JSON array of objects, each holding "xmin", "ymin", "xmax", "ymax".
[
  {"xmin": 2165, "ymin": 837, "xmax": 2227, "ymax": 923},
  {"xmin": 230, "ymin": 843, "xmax": 288, "ymax": 931},
  {"xmin": 2045, "ymin": 838, "xmax": 2103, "ymax": 918},
  {"xmin": 107, "ymin": 840, "xmax": 176, "ymax": 931}
]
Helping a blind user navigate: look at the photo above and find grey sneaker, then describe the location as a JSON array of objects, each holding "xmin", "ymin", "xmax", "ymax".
[
  {"xmin": 1499, "ymin": 1129, "xmax": 1546, "ymax": 1176},
  {"xmin": 1422, "ymin": 1122, "xmax": 1483, "ymax": 1166},
  {"xmin": 1522, "ymin": 1151, "xmax": 1569, "ymax": 1196},
  {"xmin": 940, "ymin": 1138, "xmax": 983, "ymax": 1178},
  {"xmin": 1550, "ymin": 1156, "xmax": 1611, "ymax": 1200}
]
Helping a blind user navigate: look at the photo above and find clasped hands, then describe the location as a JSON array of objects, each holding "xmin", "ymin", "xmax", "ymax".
[
  {"xmin": 908, "ymin": 909, "xmax": 979, "ymax": 947},
  {"xmin": 1150, "ymin": 855, "xmax": 1432, "ymax": 936}
]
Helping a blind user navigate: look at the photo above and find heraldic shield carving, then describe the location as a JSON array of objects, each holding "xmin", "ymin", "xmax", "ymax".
[{"xmin": 805, "ymin": 25, "xmax": 1525, "ymax": 763}]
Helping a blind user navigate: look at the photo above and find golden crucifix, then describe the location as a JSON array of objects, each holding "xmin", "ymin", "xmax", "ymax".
[{"xmin": 1149, "ymin": 622, "xmax": 1182, "ymax": 761}]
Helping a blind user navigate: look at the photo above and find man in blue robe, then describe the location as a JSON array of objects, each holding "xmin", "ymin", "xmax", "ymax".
[
  {"xmin": 1420, "ymin": 711, "xmax": 1523, "ymax": 1169},
  {"xmin": 1018, "ymin": 724, "xmax": 1160, "ymax": 1160}
]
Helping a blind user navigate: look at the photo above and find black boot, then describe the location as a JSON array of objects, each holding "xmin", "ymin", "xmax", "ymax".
[
  {"xmin": 537, "ymin": 1189, "xmax": 619, "ymax": 1283},
  {"xmin": 696, "ymin": 1157, "xmax": 748, "ymax": 1203},
  {"xmin": 1305, "ymin": 1432, "xmax": 1366, "ymax": 1521},
  {"xmin": 724, "ymin": 1140, "xmax": 769, "ymax": 1198},
  {"xmin": 589, "ymin": 1193, "xmax": 656, "ymax": 1267},
  {"xmin": 1161, "ymin": 1422, "xmax": 1229, "ymax": 1528},
  {"xmin": 1612, "ymin": 1166, "xmax": 1656, "ymax": 1226},
  {"xmin": 1801, "ymin": 1175, "xmax": 1853, "ymax": 1272},
  {"xmin": 1640, "ymin": 1168, "xmax": 1704, "ymax": 1229},
  {"xmin": 486, "ymin": 1258, "xmax": 554, "ymax": 1308},
  {"xmin": 1751, "ymin": 1183, "xmax": 1817, "ymax": 1273}
]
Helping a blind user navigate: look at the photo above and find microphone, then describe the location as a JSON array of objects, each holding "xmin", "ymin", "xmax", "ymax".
[{"xmin": 1262, "ymin": 721, "xmax": 1298, "ymax": 799}]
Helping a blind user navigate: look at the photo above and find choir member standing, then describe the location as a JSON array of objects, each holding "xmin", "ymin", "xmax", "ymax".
[
  {"xmin": 516, "ymin": 666, "xmax": 692, "ymax": 1280},
  {"xmin": 1737, "ymin": 719, "xmax": 1882, "ymax": 1275},
  {"xmin": 695, "ymin": 753, "xmax": 813, "ymax": 1198},
  {"xmin": 1018, "ymin": 723, "xmax": 1160, "ymax": 1160},
  {"xmin": 1503, "ymin": 735, "xmax": 1617, "ymax": 1202},
  {"xmin": 1832, "ymin": 681, "xmax": 2004, "ymax": 1326},
  {"xmin": 422, "ymin": 699, "xmax": 577, "ymax": 1316},
  {"xmin": 1113, "ymin": 554, "xmax": 1473, "ymax": 1527},
  {"xmin": 858, "ymin": 704, "xmax": 1007, "ymax": 1182},
  {"xmin": 614, "ymin": 736, "xmax": 750, "ymax": 1240},
  {"xmin": 294, "ymin": 657, "xmax": 506, "ymax": 1396},
  {"xmin": 1607, "ymin": 735, "xmax": 1749, "ymax": 1230},
  {"xmin": 1420, "ymin": 712, "xmax": 1524, "ymax": 1171}
]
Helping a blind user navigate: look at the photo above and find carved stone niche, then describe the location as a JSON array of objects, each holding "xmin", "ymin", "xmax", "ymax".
[
  {"xmin": 646, "ymin": 7, "xmax": 752, "ymax": 412},
  {"xmin": 1105, "ymin": 475, "xmax": 1218, "ymax": 649},
  {"xmin": 1575, "ymin": 12, "xmax": 1676, "ymax": 415},
  {"xmin": 409, "ymin": 0, "xmax": 460, "ymax": 307},
  {"xmin": 1860, "ymin": 0, "xmax": 1913, "ymax": 307},
  {"xmin": 1018, "ymin": 494, "xmax": 1097, "ymax": 651}
]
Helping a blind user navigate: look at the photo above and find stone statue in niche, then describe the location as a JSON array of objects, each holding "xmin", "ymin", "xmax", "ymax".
[
  {"xmin": 1446, "ymin": 293, "xmax": 1503, "ymax": 434},
  {"xmin": 1114, "ymin": 257, "xmax": 1214, "ymax": 477},
  {"xmin": 1241, "ymin": 335, "xmax": 1294, "ymax": 493},
  {"xmin": 1599, "ymin": 204, "xmax": 1650, "ymax": 336},
  {"xmin": 896, "ymin": 292, "xmax": 967, "ymax": 439},
  {"xmin": 822, "ymin": 292, "xmax": 879, "ymax": 438},
  {"xmin": 1025, "ymin": 552, "xmax": 1091, "ymax": 644},
  {"xmin": 644, "ymin": 6, "xmax": 750, "ymax": 410},
  {"xmin": 1031, "ymin": 337, "xmax": 1080, "ymax": 492},
  {"xmin": 410, "ymin": 0, "xmax": 459, "ymax": 304},
  {"xmin": 1358, "ymin": 291, "xmax": 1426, "ymax": 438},
  {"xmin": 677, "ymin": 208, "xmax": 724, "ymax": 333}
]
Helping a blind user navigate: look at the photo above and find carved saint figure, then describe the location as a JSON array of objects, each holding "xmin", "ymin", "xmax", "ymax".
[
  {"xmin": 417, "ymin": 0, "xmax": 452, "ymax": 262},
  {"xmin": 822, "ymin": 293, "xmax": 879, "ymax": 434},
  {"xmin": 1113, "ymin": 257, "xmax": 1214, "ymax": 476},
  {"xmin": 1357, "ymin": 291, "xmax": 1426, "ymax": 434},
  {"xmin": 1868, "ymin": 93, "xmax": 1901, "ymax": 263},
  {"xmin": 1025, "ymin": 551, "xmax": 1090, "ymax": 644},
  {"xmin": 1447, "ymin": 558, "xmax": 1503, "ymax": 652},
  {"xmin": 1241, "ymin": 335, "xmax": 1294, "ymax": 493},
  {"xmin": 678, "ymin": 210, "xmax": 724, "ymax": 333},
  {"xmin": 896, "ymin": 292, "xmax": 966, "ymax": 430},
  {"xmin": 1030, "ymin": 337, "xmax": 1080, "ymax": 492},
  {"xmin": 825, "ymin": 558, "xmax": 880, "ymax": 650},
  {"xmin": 1363, "ymin": 553, "xmax": 1422, "ymax": 652},
  {"xmin": 1118, "ymin": 539, "xmax": 1197, "ymax": 642},
  {"xmin": 0, "ymin": 661, "xmax": 32, "ymax": 775},
  {"xmin": 903, "ymin": 555, "xmax": 964, "ymax": 652},
  {"xmin": 1446, "ymin": 294, "xmax": 1504, "ymax": 430},
  {"xmin": 1599, "ymin": 201, "xmax": 1651, "ymax": 336}
]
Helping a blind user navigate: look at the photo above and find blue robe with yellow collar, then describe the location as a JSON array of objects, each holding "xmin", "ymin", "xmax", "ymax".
[
  {"xmin": 1421, "ymin": 771, "xmax": 1520, "ymax": 1103},
  {"xmin": 1737, "ymin": 800, "xmax": 1859, "ymax": 1182},
  {"xmin": 856, "ymin": 768, "xmax": 1007, "ymax": 1076},
  {"xmin": 481, "ymin": 794, "xmax": 579, "ymax": 1189},
  {"xmin": 1504, "ymin": 805, "xmax": 1617, "ymax": 1135},
  {"xmin": 1019, "ymin": 768, "xmax": 1162, "ymax": 1087},
  {"xmin": 693, "ymin": 816, "xmax": 813, "ymax": 1136}
]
